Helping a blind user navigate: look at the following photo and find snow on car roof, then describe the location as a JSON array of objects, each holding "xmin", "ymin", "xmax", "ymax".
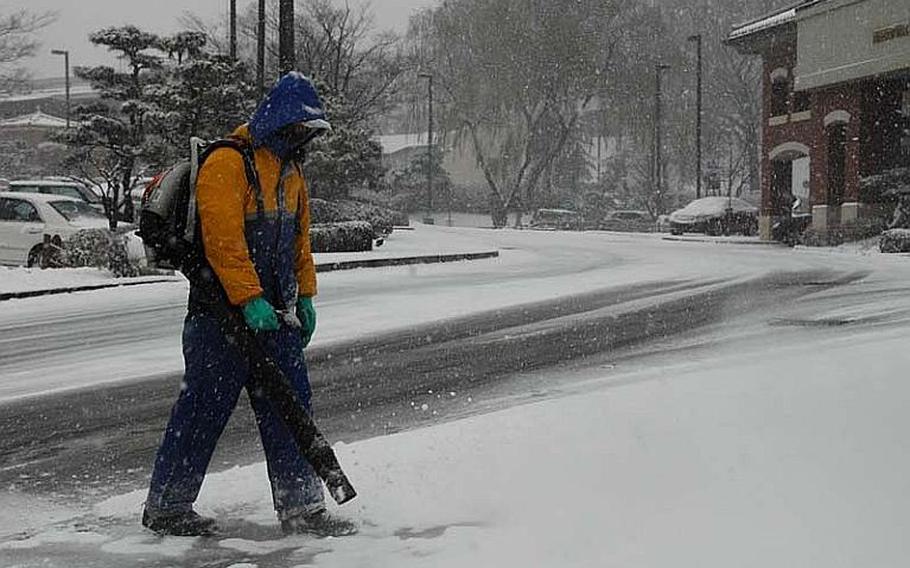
[{"xmin": 676, "ymin": 196, "xmax": 757, "ymax": 215}]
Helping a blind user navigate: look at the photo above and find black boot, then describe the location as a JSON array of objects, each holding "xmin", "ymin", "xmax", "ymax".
[
  {"xmin": 280, "ymin": 509, "xmax": 357, "ymax": 537},
  {"xmin": 142, "ymin": 508, "xmax": 219, "ymax": 537}
]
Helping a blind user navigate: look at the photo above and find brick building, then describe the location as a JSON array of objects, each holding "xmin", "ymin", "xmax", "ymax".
[{"xmin": 727, "ymin": 0, "xmax": 910, "ymax": 241}]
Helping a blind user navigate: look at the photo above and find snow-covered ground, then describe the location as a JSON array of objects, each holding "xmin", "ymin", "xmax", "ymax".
[
  {"xmin": 4, "ymin": 282, "xmax": 910, "ymax": 566},
  {"xmin": 4, "ymin": 226, "xmax": 910, "ymax": 566}
]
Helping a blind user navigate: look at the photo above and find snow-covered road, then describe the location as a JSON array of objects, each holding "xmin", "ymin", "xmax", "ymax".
[{"xmin": 0, "ymin": 225, "xmax": 889, "ymax": 401}]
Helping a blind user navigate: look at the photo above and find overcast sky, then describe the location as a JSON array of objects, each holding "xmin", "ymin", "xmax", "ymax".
[{"xmin": 4, "ymin": 0, "xmax": 434, "ymax": 79}]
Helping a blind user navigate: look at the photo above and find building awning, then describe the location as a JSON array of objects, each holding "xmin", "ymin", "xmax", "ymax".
[
  {"xmin": 727, "ymin": 0, "xmax": 828, "ymax": 44},
  {"xmin": 0, "ymin": 109, "xmax": 68, "ymax": 129}
]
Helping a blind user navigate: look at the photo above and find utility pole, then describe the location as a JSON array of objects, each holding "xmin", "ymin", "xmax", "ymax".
[
  {"xmin": 654, "ymin": 63, "xmax": 671, "ymax": 215},
  {"xmin": 687, "ymin": 34, "xmax": 703, "ymax": 199},
  {"xmin": 229, "ymin": 0, "xmax": 237, "ymax": 60},
  {"xmin": 257, "ymin": 0, "xmax": 266, "ymax": 93},
  {"xmin": 50, "ymin": 49, "xmax": 70, "ymax": 129},
  {"xmin": 279, "ymin": 0, "xmax": 295, "ymax": 75},
  {"xmin": 418, "ymin": 73, "xmax": 435, "ymax": 225}
]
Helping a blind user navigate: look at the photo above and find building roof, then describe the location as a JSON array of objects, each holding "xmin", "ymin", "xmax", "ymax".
[
  {"xmin": 0, "ymin": 109, "xmax": 68, "ymax": 129},
  {"xmin": 728, "ymin": 0, "xmax": 827, "ymax": 42}
]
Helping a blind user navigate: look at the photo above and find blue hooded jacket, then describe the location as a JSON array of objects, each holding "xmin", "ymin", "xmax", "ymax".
[{"xmin": 249, "ymin": 72, "xmax": 330, "ymax": 158}]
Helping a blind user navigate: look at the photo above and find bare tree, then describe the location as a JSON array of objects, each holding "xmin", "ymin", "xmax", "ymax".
[
  {"xmin": 0, "ymin": 9, "xmax": 56, "ymax": 89},
  {"xmin": 411, "ymin": 0, "xmax": 645, "ymax": 227},
  {"xmin": 296, "ymin": 1, "xmax": 403, "ymax": 121}
]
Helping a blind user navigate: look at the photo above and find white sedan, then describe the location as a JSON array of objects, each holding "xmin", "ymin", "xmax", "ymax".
[{"xmin": 0, "ymin": 191, "xmax": 129, "ymax": 267}]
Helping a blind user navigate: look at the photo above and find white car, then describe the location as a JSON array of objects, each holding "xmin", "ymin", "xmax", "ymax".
[{"xmin": 0, "ymin": 192, "xmax": 129, "ymax": 267}]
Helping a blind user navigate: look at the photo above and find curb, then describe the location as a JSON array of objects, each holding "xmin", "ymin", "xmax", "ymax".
[
  {"xmin": 0, "ymin": 278, "xmax": 179, "ymax": 302},
  {"xmin": 315, "ymin": 250, "xmax": 499, "ymax": 272},
  {"xmin": 0, "ymin": 251, "xmax": 500, "ymax": 301},
  {"xmin": 662, "ymin": 235, "xmax": 784, "ymax": 247}
]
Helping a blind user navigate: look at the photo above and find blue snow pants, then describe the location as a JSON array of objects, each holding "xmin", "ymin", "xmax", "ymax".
[{"xmin": 145, "ymin": 311, "xmax": 324, "ymax": 520}]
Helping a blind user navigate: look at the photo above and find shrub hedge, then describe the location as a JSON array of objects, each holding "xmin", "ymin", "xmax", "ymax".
[
  {"xmin": 310, "ymin": 198, "xmax": 406, "ymax": 237},
  {"xmin": 309, "ymin": 221, "xmax": 374, "ymax": 253},
  {"xmin": 880, "ymin": 229, "xmax": 910, "ymax": 253},
  {"xmin": 60, "ymin": 229, "xmax": 142, "ymax": 277}
]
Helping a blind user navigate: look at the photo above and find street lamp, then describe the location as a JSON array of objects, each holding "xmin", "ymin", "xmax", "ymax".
[
  {"xmin": 257, "ymin": 0, "xmax": 266, "ymax": 94},
  {"xmin": 229, "ymin": 0, "xmax": 237, "ymax": 60},
  {"xmin": 50, "ymin": 49, "xmax": 70, "ymax": 129},
  {"xmin": 418, "ymin": 73, "xmax": 435, "ymax": 225},
  {"xmin": 687, "ymin": 34, "xmax": 703, "ymax": 200},
  {"xmin": 278, "ymin": 0, "xmax": 295, "ymax": 75},
  {"xmin": 654, "ymin": 63, "xmax": 671, "ymax": 214}
]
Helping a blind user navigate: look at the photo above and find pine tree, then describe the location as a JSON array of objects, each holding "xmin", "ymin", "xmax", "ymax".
[
  {"xmin": 58, "ymin": 26, "xmax": 165, "ymax": 229},
  {"xmin": 144, "ymin": 51, "xmax": 257, "ymax": 158},
  {"xmin": 303, "ymin": 86, "xmax": 386, "ymax": 201}
]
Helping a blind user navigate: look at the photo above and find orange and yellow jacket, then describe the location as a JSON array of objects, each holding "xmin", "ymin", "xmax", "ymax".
[{"xmin": 195, "ymin": 124, "xmax": 316, "ymax": 307}]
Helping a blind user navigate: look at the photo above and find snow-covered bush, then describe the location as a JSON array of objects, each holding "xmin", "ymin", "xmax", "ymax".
[
  {"xmin": 310, "ymin": 221, "xmax": 374, "ymax": 253},
  {"xmin": 60, "ymin": 229, "xmax": 141, "ymax": 277},
  {"xmin": 310, "ymin": 198, "xmax": 404, "ymax": 236},
  {"xmin": 880, "ymin": 229, "xmax": 910, "ymax": 253}
]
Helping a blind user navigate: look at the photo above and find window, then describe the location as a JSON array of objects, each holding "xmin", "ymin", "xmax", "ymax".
[
  {"xmin": 770, "ymin": 71, "xmax": 789, "ymax": 117},
  {"xmin": 793, "ymin": 91, "xmax": 811, "ymax": 114},
  {"xmin": 827, "ymin": 123, "xmax": 847, "ymax": 207},
  {"xmin": 49, "ymin": 199, "xmax": 105, "ymax": 221},
  {"xmin": 0, "ymin": 198, "xmax": 41, "ymax": 222},
  {"xmin": 47, "ymin": 185, "xmax": 84, "ymax": 200}
]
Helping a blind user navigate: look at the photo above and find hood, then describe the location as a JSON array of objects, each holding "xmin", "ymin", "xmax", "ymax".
[{"xmin": 249, "ymin": 72, "xmax": 331, "ymax": 145}]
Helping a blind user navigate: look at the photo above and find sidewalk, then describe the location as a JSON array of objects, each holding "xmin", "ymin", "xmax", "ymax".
[
  {"xmin": 662, "ymin": 234, "xmax": 784, "ymax": 246},
  {"xmin": 0, "ymin": 224, "xmax": 499, "ymax": 301}
]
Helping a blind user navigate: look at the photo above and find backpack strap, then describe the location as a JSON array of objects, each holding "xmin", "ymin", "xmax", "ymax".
[{"xmin": 185, "ymin": 139, "xmax": 265, "ymax": 244}]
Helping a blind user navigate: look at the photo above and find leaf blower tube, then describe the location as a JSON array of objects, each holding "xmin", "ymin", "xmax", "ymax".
[{"xmin": 185, "ymin": 263, "xmax": 357, "ymax": 506}]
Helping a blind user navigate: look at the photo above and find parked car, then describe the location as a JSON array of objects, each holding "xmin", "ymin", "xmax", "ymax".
[
  {"xmin": 0, "ymin": 192, "xmax": 127, "ymax": 267},
  {"xmin": 531, "ymin": 208, "xmax": 582, "ymax": 230},
  {"xmin": 668, "ymin": 196, "xmax": 758, "ymax": 236},
  {"xmin": 8, "ymin": 179, "xmax": 105, "ymax": 213},
  {"xmin": 599, "ymin": 210, "xmax": 655, "ymax": 232}
]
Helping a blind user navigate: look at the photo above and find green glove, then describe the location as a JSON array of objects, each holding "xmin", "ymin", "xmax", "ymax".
[
  {"xmin": 296, "ymin": 296, "xmax": 317, "ymax": 347},
  {"xmin": 242, "ymin": 297, "xmax": 280, "ymax": 332}
]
